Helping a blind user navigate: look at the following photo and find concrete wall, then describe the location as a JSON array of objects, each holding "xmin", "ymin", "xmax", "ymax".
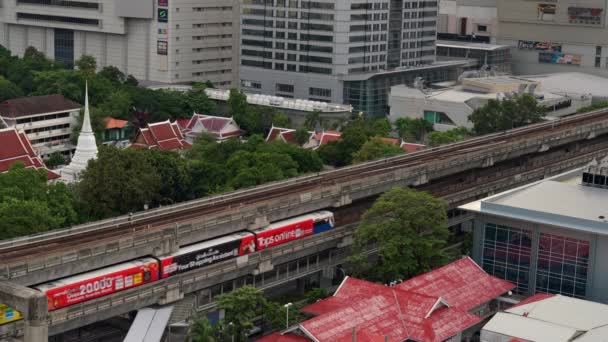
[{"xmin": 439, "ymin": 0, "xmax": 497, "ymax": 38}]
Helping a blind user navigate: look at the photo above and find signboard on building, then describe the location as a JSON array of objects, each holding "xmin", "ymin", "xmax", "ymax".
[
  {"xmin": 157, "ymin": 40, "xmax": 168, "ymax": 55},
  {"xmin": 158, "ymin": 0, "xmax": 168, "ymax": 6},
  {"xmin": 518, "ymin": 40, "xmax": 562, "ymax": 52},
  {"xmin": 158, "ymin": 25, "xmax": 168, "ymax": 38},
  {"xmin": 538, "ymin": 52, "xmax": 581, "ymax": 65},
  {"xmin": 158, "ymin": 8, "xmax": 168, "ymax": 22},
  {"xmin": 568, "ymin": 7, "xmax": 603, "ymax": 25}
]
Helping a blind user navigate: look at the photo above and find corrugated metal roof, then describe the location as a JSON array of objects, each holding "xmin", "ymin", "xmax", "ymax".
[
  {"xmin": 483, "ymin": 312, "xmax": 579, "ymax": 342},
  {"xmin": 123, "ymin": 306, "xmax": 174, "ymax": 342}
]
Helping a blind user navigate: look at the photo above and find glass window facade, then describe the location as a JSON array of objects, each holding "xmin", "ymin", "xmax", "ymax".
[
  {"xmin": 482, "ymin": 223, "xmax": 532, "ymax": 294},
  {"xmin": 54, "ymin": 29, "xmax": 74, "ymax": 69},
  {"xmin": 536, "ymin": 233, "xmax": 589, "ymax": 298}
]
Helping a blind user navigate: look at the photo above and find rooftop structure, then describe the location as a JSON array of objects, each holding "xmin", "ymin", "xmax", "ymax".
[
  {"xmin": 436, "ymin": 40, "xmax": 511, "ymax": 73},
  {"xmin": 130, "ymin": 120, "xmax": 191, "ymax": 151},
  {"xmin": 180, "ymin": 114, "xmax": 242, "ymax": 143},
  {"xmin": 0, "ymin": 127, "xmax": 59, "ymax": 180},
  {"xmin": 519, "ymin": 72, "xmax": 608, "ymax": 103},
  {"xmin": 438, "ymin": 0, "xmax": 497, "ymax": 43},
  {"xmin": 481, "ymin": 294, "xmax": 608, "ymax": 342},
  {"xmin": 389, "ymin": 75, "xmax": 591, "ymax": 131},
  {"xmin": 265, "ymin": 127, "xmax": 339, "ymax": 150},
  {"xmin": 0, "ymin": 94, "xmax": 81, "ymax": 158},
  {"xmin": 267, "ymin": 257, "xmax": 514, "ymax": 342},
  {"xmin": 60, "ymin": 85, "xmax": 98, "ymax": 182},
  {"xmin": 460, "ymin": 159, "xmax": 608, "ymax": 302},
  {"xmin": 103, "ymin": 117, "xmax": 131, "ymax": 147}
]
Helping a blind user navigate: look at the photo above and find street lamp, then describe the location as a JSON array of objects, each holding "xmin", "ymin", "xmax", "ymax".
[{"xmin": 284, "ymin": 303, "xmax": 293, "ymax": 329}]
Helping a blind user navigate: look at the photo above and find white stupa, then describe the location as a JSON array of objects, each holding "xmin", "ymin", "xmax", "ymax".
[{"xmin": 61, "ymin": 82, "xmax": 98, "ymax": 182}]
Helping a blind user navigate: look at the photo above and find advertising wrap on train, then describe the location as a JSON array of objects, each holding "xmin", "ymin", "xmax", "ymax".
[
  {"xmin": 42, "ymin": 260, "xmax": 159, "ymax": 310},
  {"xmin": 255, "ymin": 219, "xmax": 315, "ymax": 250},
  {"xmin": 0, "ymin": 304, "xmax": 21, "ymax": 325},
  {"xmin": 161, "ymin": 234, "xmax": 256, "ymax": 278}
]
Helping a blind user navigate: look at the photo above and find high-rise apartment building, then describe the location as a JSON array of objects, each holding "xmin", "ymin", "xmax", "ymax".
[
  {"xmin": 0, "ymin": 0, "xmax": 239, "ymax": 86},
  {"xmin": 438, "ymin": 0, "xmax": 497, "ymax": 43},
  {"xmin": 498, "ymin": 0, "xmax": 608, "ymax": 76},
  {"xmin": 239, "ymin": 0, "xmax": 458, "ymax": 116}
]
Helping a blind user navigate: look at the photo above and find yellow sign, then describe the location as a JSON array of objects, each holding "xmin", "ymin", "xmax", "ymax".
[{"xmin": 0, "ymin": 304, "xmax": 22, "ymax": 325}]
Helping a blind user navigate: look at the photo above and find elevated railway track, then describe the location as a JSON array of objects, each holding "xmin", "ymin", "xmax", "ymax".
[{"xmin": 2, "ymin": 109, "xmax": 608, "ymax": 284}]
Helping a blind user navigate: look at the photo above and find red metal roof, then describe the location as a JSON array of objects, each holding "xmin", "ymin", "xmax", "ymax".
[
  {"xmin": 176, "ymin": 118, "xmax": 191, "ymax": 130},
  {"xmin": 255, "ymin": 333, "xmax": 310, "ymax": 342},
  {"xmin": 0, "ymin": 94, "xmax": 81, "ymax": 118},
  {"xmin": 316, "ymin": 131, "xmax": 342, "ymax": 146},
  {"xmin": 397, "ymin": 256, "xmax": 515, "ymax": 311},
  {"xmin": 400, "ymin": 142, "xmax": 426, "ymax": 153},
  {"xmin": 104, "ymin": 117, "xmax": 129, "ymax": 129},
  {"xmin": 130, "ymin": 120, "xmax": 190, "ymax": 151},
  {"xmin": 299, "ymin": 257, "xmax": 514, "ymax": 342},
  {"xmin": 509, "ymin": 293, "xmax": 554, "ymax": 309},
  {"xmin": 0, "ymin": 128, "xmax": 59, "ymax": 179}
]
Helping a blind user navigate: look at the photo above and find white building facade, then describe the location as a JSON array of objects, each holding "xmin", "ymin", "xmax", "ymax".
[
  {"xmin": 0, "ymin": 0, "xmax": 240, "ymax": 86},
  {"xmin": 0, "ymin": 94, "xmax": 81, "ymax": 158},
  {"xmin": 438, "ymin": 0, "xmax": 497, "ymax": 42},
  {"xmin": 238, "ymin": 0, "xmax": 438, "ymax": 105}
]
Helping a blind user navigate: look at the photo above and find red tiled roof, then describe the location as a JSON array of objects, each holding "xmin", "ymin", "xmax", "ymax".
[
  {"xmin": 130, "ymin": 120, "xmax": 190, "ymax": 151},
  {"xmin": 509, "ymin": 293, "xmax": 554, "ymax": 309},
  {"xmin": 379, "ymin": 137, "xmax": 400, "ymax": 145},
  {"xmin": 256, "ymin": 333, "xmax": 310, "ymax": 342},
  {"xmin": 104, "ymin": 117, "xmax": 129, "ymax": 129},
  {"xmin": 316, "ymin": 131, "xmax": 342, "ymax": 146},
  {"xmin": 201, "ymin": 117, "xmax": 232, "ymax": 132},
  {"xmin": 0, "ymin": 94, "xmax": 81, "ymax": 118},
  {"xmin": 397, "ymin": 256, "xmax": 515, "ymax": 311},
  {"xmin": 0, "ymin": 128, "xmax": 59, "ymax": 179},
  {"xmin": 176, "ymin": 118, "xmax": 191, "ymax": 130},
  {"xmin": 299, "ymin": 257, "xmax": 513, "ymax": 342}
]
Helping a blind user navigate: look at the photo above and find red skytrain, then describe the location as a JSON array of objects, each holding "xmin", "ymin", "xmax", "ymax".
[{"xmin": 31, "ymin": 211, "xmax": 334, "ymax": 311}]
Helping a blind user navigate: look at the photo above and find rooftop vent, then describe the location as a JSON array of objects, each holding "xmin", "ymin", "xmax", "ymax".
[{"xmin": 582, "ymin": 157, "xmax": 608, "ymax": 188}]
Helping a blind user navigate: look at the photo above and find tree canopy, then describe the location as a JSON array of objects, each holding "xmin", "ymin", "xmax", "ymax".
[
  {"xmin": 426, "ymin": 127, "xmax": 471, "ymax": 147},
  {"xmin": 350, "ymin": 187, "xmax": 450, "ymax": 282},
  {"xmin": 468, "ymin": 94, "xmax": 547, "ymax": 135},
  {"xmin": 394, "ymin": 117, "xmax": 433, "ymax": 142},
  {"xmin": 352, "ymin": 138, "xmax": 405, "ymax": 164},
  {"xmin": 0, "ymin": 163, "xmax": 78, "ymax": 239}
]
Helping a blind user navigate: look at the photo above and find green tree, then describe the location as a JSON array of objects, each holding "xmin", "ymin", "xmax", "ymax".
[
  {"xmin": 188, "ymin": 316, "xmax": 217, "ymax": 342},
  {"xmin": 0, "ymin": 163, "xmax": 78, "ymax": 238},
  {"xmin": 394, "ymin": 117, "xmax": 434, "ymax": 142},
  {"xmin": 0, "ymin": 76, "xmax": 23, "ymax": 101},
  {"xmin": 141, "ymin": 149, "xmax": 192, "ymax": 204},
  {"xmin": 350, "ymin": 187, "xmax": 450, "ymax": 282},
  {"xmin": 75, "ymin": 54, "xmax": 97, "ymax": 74},
  {"xmin": 45, "ymin": 152, "xmax": 65, "ymax": 168},
  {"xmin": 468, "ymin": 94, "xmax": 547, "ymax": 135},
  {"xmin": 227, "ymin": 88, "xmax": 248, "ymax": 118},
  {"xmin": 217, "ymin": 286, "xmax": 266, "ymax": 342},
  {"xmin": 295, "ymin": 127, "xmax": 311, "ymax": 146},
  {"xmin": 76, "ymin": 147, "xmax": 162, "ymax": 219},
  {"xmin": 304, "ymin": 111, "xmax": 322, "ymax": 130},
  {"xmin": 352, "ymin": 138, "xmax": 405, "ymax": 164},
  {"xmin": 98, "ymin": 66, "xmax": 127, "ymax": 84},
  {"xmin": 426, "ymin": 127, "xmax": 470, "ymax": 147},
  {"xmin": 305, "ymin": 288, "xmax": 328, "ymax": 304},
  {"xmin": 370, "ymin": 118, "xmax": 391, "ymax": 137},
  {"xmin": 185, "ymin": 89, "xmax": 215, "ymax": 114}
]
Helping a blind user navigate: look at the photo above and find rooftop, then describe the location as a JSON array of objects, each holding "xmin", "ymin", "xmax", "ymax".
[
  {"xmin": 0, "ymin": 94, "xmax": 81, "ymax": 118},
  {"xmin": 130, "ymin": 120, "xmax": 191, "ymax": 151},
  {"xmin": 520, "ymin": 72, "xmax": 608, "ymax": 99},
  {"xmin": 0, "ymin": 128, "xmax": 59, "ymax": 179},
  {"xmin": 436, "ymin": 40, "xmax": 511, "ymax": 51},
  {"xmin": 482, "ymin": 294, "xmax": 608, "ymax": 342},
  {"xmin": 296, "ymin": 257, "xmax": 513, "ymax": 342},
  {"xmin": 460, "ymin": 165, "xmax": 608, "ymax": 235},
  {"xmin": 204, "ymin": 88, "xmax": 352, "ymax": 113},
  {"xmin": 104, "ymin": 117, "xmax": 129, "ymax": 129}
]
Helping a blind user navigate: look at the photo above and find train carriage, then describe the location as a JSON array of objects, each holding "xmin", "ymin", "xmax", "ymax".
[
  {"xmin": 252, "ymin": 211, "xmax": 334, "ymax": 250},
  {"xmin": 34, "ymin": 257, "xmax": 159, "ymax": 311}
]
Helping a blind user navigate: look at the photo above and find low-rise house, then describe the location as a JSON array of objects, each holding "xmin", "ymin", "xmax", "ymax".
[
  {"xmin": 130, "ymin": 120, "xmax": 191, "ymax": 151},
  {"xmin": 0, "ymin": 94, "xmax": 81, "ymax": 158},
  {"xmin": 265, "ymin": 257, "xmax": 515, "ymax": 342},
  {"xmin": 0, "ymin": 127, "xmax": 60, "ymax": 180},
  {"xmin": 481, "ymin": 294, "xmax": 608, "ymax": 342},
  {"xmin": 103, "ymin": 117, "xmax": 131, "ymax": 147},
  {"xmin": 180, "ymin": 114, "xmax": 243, "ymax": 143}
]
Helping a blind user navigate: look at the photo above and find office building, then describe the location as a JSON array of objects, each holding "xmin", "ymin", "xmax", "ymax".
[
  {"xmin": 238, "ymin": 0, "xmax": 466, "ymax": 116},
  {"xmin": 497, "ymin": 0, "xmax": 608, "ymax": 76},
  {"xmin": 438, "ymin": 0, "xmax": 497, "ymax": 43},
  {"xmin": 436, "ymin": 40, "xmax": 511, "ymax": 73},
  {"xmin": 460, "ymin": 160, "xmax": 608, "ymax": 303},
  {"xmin": 0, "ymin": 0, "xmax": 239, "ymax": 86},
  {"xmin": 388, "ymin": 75, "xmax": 590, "ymax": 131},
  {"xmin": 0, "ymin": 94, "xmax": 81, "ymax": 158}
]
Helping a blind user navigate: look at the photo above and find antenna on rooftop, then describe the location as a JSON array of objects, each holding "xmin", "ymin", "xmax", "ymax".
[{"xmin": 582, "ymin": 158, "xmax": 607, "ymax": 188}]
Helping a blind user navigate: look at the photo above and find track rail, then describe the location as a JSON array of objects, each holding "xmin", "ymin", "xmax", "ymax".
[{"xmin": 1, "ymin": 109, "xmax": 607, "ymax": 257}]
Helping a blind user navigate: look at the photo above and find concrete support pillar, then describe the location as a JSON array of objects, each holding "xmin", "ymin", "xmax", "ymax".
[
  {"xmin": 0, "ymin": 281, "xmax": 48, "ymax": 342},
  {"xmin": 412, "ymin": 171, "xmax": 428, "ymax": 186},
  {"xmin": 154, "ymin": 227, "xmax": 179, "ymax": 256},
  {"xmin": 159, "ymin": 287, "xmax": 184, "ymax": 305},
  {"xmin": 482, "ymin": 156, "xmax": 495, "ymax": 168},
  {"xmin": 253, "ymin": 260, "xmax": 274, "ymax": 275},
  {"xmin": 251, "ymin": 215, "xmax": 269, "ymax": 230},
  {"xmin": 333, "ymin": 194, "xmax": 352, "ymax": 208}
]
